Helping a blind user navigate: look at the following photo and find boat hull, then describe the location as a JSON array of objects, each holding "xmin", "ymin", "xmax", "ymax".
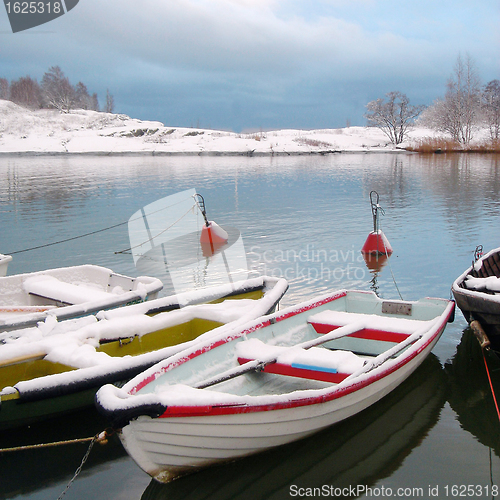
[
  {"xmin": 101, "ymin": 290, "xmax": 453, "ymax": 482},
  {"xmin": 0, "ymin": 277, "xmax": 288, "ymax": 429},
  {"xmin": 0, "ymin": 265, "xmax": 163, "ymax": 332},
  {"xmin": 452, "ymin": 247, "xmax": 500, "ymax": 346},
  {"xmin": 121, "ymin": 337, "xmax": 437, "ymax": 482},
  {"xmin": 0, "ymin": 254, "xmax": 12, "ymax": 277}
]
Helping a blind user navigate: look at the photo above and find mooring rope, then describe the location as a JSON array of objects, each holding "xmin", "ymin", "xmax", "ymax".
[
  {"xmin": 4, "ymin": 195, "xmax": 197, "ymax": 256},
  {"xmin": 0, "ymin": 430, "xmax": 112, "ymax": 499},
  {"xmin": 0, "ymin": 435, "xmax": 97, "ymax": 453},
  {"xmin": 481, "ymin": 348, "xmax": 500, "ymax": 423},
  {"xmin": 55, "ymin": 432, "xmax": 107, "ymax": 500},
  {"xmin": 377, "ymin": 217, "xmax": 403, "ymax": 300},
  {"xmin": 115, "ymin": 202, "xmax": 197, "ymax": 255}
]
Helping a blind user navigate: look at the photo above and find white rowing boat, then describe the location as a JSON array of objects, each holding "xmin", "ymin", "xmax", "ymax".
[
  {"xmin": 0, "ymin": 254, "xmax": 12, "ymax": 277},
  {"xmin": 96, "ymin": 289, "xmax": 455, "ymax": 482},
  {"xmin": 0, "ymin": 264, "xmax": 163, "ymax": 331},
  {"xmin": 0, "ymin": 276, "xmax": 288, "ymax": 429}
]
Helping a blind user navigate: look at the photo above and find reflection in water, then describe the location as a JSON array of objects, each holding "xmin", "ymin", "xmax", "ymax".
[
  {"xmin": 0, "ymin": 408, "xmax": 126, "ymax": 498},
  {"xmin": 141, "ymin": 356, "xmax": 446, "ymax": 500},
  {"xmin": 446, "ymin": 327, "xmax": 500, "ymax": 455},
  {"xmin": 1, "ymin": 153, "xmax": 500, "ymax": 499}
]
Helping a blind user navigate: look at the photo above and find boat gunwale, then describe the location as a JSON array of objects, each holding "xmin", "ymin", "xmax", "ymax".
[{"xmin": 124, "ymin": 291, "xmax": 454, "ymax": 418}]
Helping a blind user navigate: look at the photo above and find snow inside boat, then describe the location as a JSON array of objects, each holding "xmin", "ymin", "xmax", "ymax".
[
  {"xmin": 0, "ymin": 276, "xmax": 288, "ymax": 429},
  {"xmin": 452, "ymin": 246, "xmax": 500, "ymax": 348},
  {"xmin": 96, "ymin": 289, "xmax": 455, "ymax": 483},
  {"xmin": 0, "ymin": 254, "xmax": 12, "ymax": 277},
  {"xmin": 0, "ymin": 264, "xmax": 163, "ymax": 332}
]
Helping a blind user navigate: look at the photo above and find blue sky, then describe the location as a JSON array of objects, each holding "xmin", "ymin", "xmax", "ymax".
[{"xmin": 1, "ymin": 0, "xmax": 498, "ymax": 132}]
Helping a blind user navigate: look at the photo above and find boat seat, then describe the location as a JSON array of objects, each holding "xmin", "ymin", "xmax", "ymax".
[
  {"xmin": 307, "ymin": 310, "xmax": 428, "ymax": 343},
  {"xmin": 235, "ymin": 338, "xmax": 365, "ymax": 383},
  {"xmin": 23, "ymin": 276, "xmax": 110, "ymax": 306}
]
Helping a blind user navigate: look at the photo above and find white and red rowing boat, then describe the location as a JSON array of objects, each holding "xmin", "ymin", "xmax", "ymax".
[{"xmin": 96, "ymin": 289, "xmax": 455, "ymax": 483}]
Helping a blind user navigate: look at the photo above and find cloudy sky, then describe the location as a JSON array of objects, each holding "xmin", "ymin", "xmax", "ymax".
[{"xmin": 1, "ymin": 0, "xmax": 498, "ymax": 131}]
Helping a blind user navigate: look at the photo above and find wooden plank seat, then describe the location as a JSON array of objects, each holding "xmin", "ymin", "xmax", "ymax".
[
  {"xmin": 306, "ymin": 310, "xmax": 429, "ymax": 344},
  {"xmin": 235, "ymin": 338, "xmax": 366, "ymax": 383},
  {"xmin": 23, "ymin": 276, "xmax": 110, "ymax": 305}
]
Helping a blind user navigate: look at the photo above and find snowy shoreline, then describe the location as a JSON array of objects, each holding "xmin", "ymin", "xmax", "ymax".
[{"xmin": 0, "ymin": 99, "xmax": 470, "ymax": 156}]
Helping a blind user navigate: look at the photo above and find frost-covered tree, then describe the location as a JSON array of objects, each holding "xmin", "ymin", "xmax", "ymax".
[
  {"xmin": 75, "ymin": 81, "xmax": 91, "ymax": 109},
  {"xmin": 0, "ymin": 78, "xmax": 9, "ymax": 100},
  {"xmin": 364, "ymin": 91, "xmax": 424, "ymax": 145},
  {"xmin": 421, "ymin": 54, "xmax": 482, "ymax": 146},
  {"xmin": 90, "ymin": 92, "xmax": 99, "ymax": 111},
  {"xmin": 482, "ymin": 79, "xmax": 500, "ymax": 140},
  {"xmin": 41, "ymin": 66, "xmax": 75, "ymax": 112},
  {"xmin": 104, "ymin": 88, "xmax": 114, "ymax": 113},
  {"xmin": 9, "ymin": 76, "xmax": 42, "ymax": 109}
]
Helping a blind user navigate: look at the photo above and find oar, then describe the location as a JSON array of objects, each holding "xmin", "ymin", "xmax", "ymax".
[{"xmin": 195, "ymin": 321, "xmax": 366, "ymax": 389}]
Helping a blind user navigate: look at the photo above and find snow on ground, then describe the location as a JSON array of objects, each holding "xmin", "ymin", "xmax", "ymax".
[{"xmin": 0, "ymin": 99, "xmax": 445, "ymax": 155}]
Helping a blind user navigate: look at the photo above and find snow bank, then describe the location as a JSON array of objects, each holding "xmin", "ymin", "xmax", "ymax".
[{"xmin": 0, "ymin": 99, "xmax": 446, "ymax": 155}]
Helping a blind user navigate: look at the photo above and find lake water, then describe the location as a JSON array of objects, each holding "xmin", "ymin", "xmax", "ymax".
[{"xmin": 1, "ymin": 153, "xmax": 500, "ymax": 500}]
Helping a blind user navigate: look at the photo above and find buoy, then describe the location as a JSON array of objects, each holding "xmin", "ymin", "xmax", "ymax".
[
  {"xmin": 361, "ymin": 191, "xmax": 393, "ymax": 256},
  {"xmin": 361, "ymin": 230, "xmax": 393, "ymax": 256},
  {"xmin": 200, "ymin": 221, "xmax": 228, "ymax": 245},
  {"xmin": 194, "ymin": 194, "xmax": 228, "ymax": 256}
]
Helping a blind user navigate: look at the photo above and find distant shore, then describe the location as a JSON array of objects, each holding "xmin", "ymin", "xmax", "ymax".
[{"xmin": 0, "ymin": 100, "xmax": 492, "ymax": 156}]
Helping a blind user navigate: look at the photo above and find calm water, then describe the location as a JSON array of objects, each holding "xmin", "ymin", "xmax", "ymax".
[{"xmin": 1, "ymin": 153, "xmax": 500, "ymax": 500}]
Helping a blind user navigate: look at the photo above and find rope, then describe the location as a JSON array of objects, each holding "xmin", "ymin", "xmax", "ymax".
[
  {"xmin": 5, "ymin": 195, "xmax": 197, "ymax": 256},
  {"xmin": 115, "ymin": 202, "xmax": 197, "ymax": 255},
  {"xmin": 377, "ymin": 217, "xmax": 403, "ymax": 300},
  {"xmin": 481, "ymin": 347, "xmax": 500, "ymax": 423},
  {"xmin": 56, "ymin": 433, "xmax": 102, "ymax": 500},
  {"xmin": 0, "ymin": 435, "xmax": 97, "ymax": 453}
]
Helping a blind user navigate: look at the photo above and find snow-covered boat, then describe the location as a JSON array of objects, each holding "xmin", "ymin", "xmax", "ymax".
[
  {"xmin": 0, "ymin": 254, "xmax": 12, "ymax": 277},
  {"xmin": 452, "ymin": 246, "xmax": 500, "ymax": 349},
  {"xmin": 96, "ymin": 289, "xmax": 455, "ymax": 483},
  {"xmin": 0, "ymin": 276, "xmax": 287, "ymax": 429},
  {"xmin": 0, "ymin": 264, "xmax": 163, "ymax": 332}
]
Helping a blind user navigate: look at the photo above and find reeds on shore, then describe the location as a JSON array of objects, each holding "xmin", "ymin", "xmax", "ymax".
[{"xmin": 406, "ymin": 138, "xmax": 500, "ymax": 154}]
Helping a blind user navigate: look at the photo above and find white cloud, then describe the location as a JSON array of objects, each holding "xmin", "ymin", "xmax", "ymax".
[{"xmin": 1, "ymin": 0, "xmax": 497, "ymax": 130}]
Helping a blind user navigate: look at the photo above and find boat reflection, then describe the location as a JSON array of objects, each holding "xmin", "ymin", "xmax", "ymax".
[
  {"xmin": 445, "ymin": 327, "xmax": 500, "ymax": 455},
  {"xmin": 141, "ymin": 354, "xmax": 447, "ymax": 500},
  {"xmin": 0, "ymin": 407, "xmax": 126, "ymax": 498}
]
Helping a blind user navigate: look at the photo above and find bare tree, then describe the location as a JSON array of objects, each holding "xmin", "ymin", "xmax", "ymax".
[
  {"xmin": 41, "ymin": 66, "xmax": 75, "ymax": 113},
  {"xmin": 104, "ymin": 88, "xmax": 114, "ymax": 113},
  {"xmin": 0, "ymin": 78, "xmax": 9, "ymax": 100},
  {"xmin": 421, "ymin": 54, "xmax": 482, "ymax": 145},
  {"xmin": 9, "ymin": 76, "xmax": 42, "ymax": 109},
  {"xmin": 75, "ymin": 81, "xmax": 91, "ymax": 109},
  {"xmin": 365, "ymin": 91, "xmax": 424, "ymax": 145},
  {"xmin": 483, "ymin": 79, "xmax": 500, "ymax": 140},
  {"xmin": 90, "ymin": 92, "xmax": 99, "ymax": 111}
]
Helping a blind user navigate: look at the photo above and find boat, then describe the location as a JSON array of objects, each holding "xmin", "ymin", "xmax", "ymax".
[
  {"xmin": 0, "ymin": 254, "xmax": 12, "ymax": 277},
  {"xmin": 141, "ymin": 355, "xmax": 446, "ymax": 500},
  {"xmin": 0, "ymin": 276, "xmax": 288, "ymax": 429},
  {"xmin": 0, "ymin": 264, "xmax": 163, "ymax": 332},
  {"xmin": 451, "ymin": 246, "xmax": 500, "ymax": 349},
  {"xmin": 96, "ymin": 289, "xmax": 455, "ymax": 483}
]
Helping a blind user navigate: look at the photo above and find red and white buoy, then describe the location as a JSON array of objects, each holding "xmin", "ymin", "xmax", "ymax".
[
  {"xmin": 361, "ymin": 191, "xmax": 393, "ymax": 256},
  {"xmin": 194, "ymin": 194, "xmax": 228, "ymax": 256}
]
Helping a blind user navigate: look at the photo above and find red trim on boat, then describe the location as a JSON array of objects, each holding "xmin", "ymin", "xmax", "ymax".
[
  {"xmin": 310, "ymin": 322, "xmax": 410, "ymax": 343},
  {"xmin": 156, "ymin": 308, "xmax": 453, "ymax": 418},
  {"xmin": 129, "ymin": 291, "xmax": 348, "ymax": 395},
  {"xmin": 237, "ymin": 356, "xmax": 350, "ymax": 383},
  {"xmin": 128, "ymin": 295, "xmax": 453, "ymax": 419}
]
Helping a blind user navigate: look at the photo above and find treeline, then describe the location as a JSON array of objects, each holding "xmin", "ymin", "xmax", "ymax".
[
  {"xmin": 0, "ymin": 66, "xmax": 114, "ymax": 114},
  {"xmin": 366, "ymin": 54, "xmax": 500, "ymax": 147}
]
